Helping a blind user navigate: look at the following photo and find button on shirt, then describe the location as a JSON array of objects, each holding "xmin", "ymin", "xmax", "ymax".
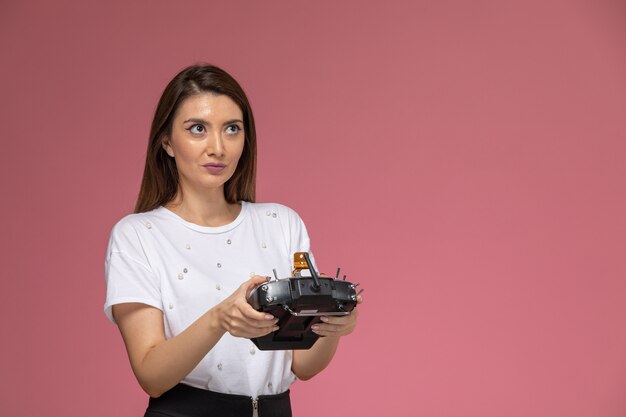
[{"xmin": 104, "ymin": 202, "xmax": 314, "ymax": 398}]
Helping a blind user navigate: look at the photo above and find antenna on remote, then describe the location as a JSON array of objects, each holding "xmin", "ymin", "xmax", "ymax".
[
  {"xmin": 302, "ymin": 252, "xmax": 321, "ymax": 292},
  {"xmin": 272, "ymin": 268, "xmax": 279, "ymax": 281},
  {"xmin": 335, "ymin": 267, "xmax": 341, "ymax": 280}
]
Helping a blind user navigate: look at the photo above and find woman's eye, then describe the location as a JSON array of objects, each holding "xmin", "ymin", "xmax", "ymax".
[
  {"xmin": 225, "ymin": 124, "xmax": 241, "ymax": 135},
  {"xmin": 188, "ymin": 124, "xmax": 205, "ymax": 134}
]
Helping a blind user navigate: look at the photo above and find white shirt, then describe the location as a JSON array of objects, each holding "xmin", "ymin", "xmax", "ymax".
[{"xmin": 104, "ymin": 202, "xmax": 314, "ymax": 398}]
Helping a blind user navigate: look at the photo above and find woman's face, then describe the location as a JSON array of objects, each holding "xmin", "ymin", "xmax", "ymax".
[{"xmin": 163, "ymin": 93, "xmax": 245, "ymax": 197}]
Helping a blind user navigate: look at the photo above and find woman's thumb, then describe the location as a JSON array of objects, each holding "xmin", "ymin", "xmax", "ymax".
[{"xmin": 242, "ymin": 275, "xmax": 270, "ymax": 298}]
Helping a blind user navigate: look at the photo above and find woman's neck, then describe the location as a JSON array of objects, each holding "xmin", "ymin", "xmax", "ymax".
[{"xmin": 164, "ymin": 186, "xmax": 241, "ymax": 227}]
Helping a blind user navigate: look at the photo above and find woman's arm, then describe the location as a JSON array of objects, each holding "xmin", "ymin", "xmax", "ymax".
[
  {"xmin": 113, "ymin": 275, "xmax": 278, "ymax": 398},
  {"xmin": 291, "ymin": 296, "xmax": 362, "ymax": 380}
]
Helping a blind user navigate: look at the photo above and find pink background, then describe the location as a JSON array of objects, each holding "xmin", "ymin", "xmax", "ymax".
[{"xmin": 1, "ymin": 0, "xmax": 625, "ymax": 415}]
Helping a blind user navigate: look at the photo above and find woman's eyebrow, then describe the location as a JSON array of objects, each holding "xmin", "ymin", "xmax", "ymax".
[
  {"xmin": 183, "ymin": 118, "xmax": 209, "ymax": 124},
  {"xmin": 182, "ymin": 118, "xmax": 243, "ymax": 125},
  {"xmin": 223, "ymin": 119, "xmax": 244, "ymax": 125}
]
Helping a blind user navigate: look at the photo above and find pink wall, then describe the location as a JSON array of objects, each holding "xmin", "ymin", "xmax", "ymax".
[{"xmin": 1, "ymin": 0, "xmax": 625, "ymax": 415}]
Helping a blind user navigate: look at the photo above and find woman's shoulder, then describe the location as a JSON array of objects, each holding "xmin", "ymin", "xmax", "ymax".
[
  {"xmin": 244, "ymin": 201, "xmax": 303, "ymax": 221},
  {"xmin": 108, "ymin": 208, "xmax": 168, "ymax": 239}
]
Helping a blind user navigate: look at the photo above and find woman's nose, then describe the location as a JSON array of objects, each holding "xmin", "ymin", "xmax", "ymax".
[{"xmin": 207, "ymin": 132, "xmax": 225, "ymax": 157}]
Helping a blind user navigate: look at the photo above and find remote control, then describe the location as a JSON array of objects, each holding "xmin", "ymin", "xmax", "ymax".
[{"xmin": 247, "ymin": 252, "xmax": 362, "ymax": 350}]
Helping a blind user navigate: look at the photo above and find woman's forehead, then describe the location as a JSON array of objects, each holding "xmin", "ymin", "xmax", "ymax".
[{"xmin": 175, "ymin": 93, "xmax": 243, "ymax": 121}]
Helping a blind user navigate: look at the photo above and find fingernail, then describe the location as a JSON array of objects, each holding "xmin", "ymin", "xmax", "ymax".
[
  {"xmin": 265, "ymin": 314, "xmax": 275, "ymax": 320},
  {"xmin": 273, "ymin": 326, "xmax": 279, "ymax": 331},
  {"xmin": 320, "ymin": 317, "xmax": 328, "ymax": 322},
  {"xmin": 311, "ymin": 325, "xmax": 319, "ymax": 330}
]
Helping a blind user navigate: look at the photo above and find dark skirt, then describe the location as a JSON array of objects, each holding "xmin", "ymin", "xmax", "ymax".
[{"xmin": 144, "ymin": 383, "xmax": 292, "ymax": 417}]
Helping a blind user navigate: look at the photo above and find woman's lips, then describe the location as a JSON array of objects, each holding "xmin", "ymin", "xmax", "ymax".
[{"xmin": 203, "ymin": 163, "xmax": 226, "ymax": 173}]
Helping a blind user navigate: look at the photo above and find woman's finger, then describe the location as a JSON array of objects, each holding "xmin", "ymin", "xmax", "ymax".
[
  {"xmin": 311, "ymin": 325, "xmax": 352, "ymax": 337},
  {"xmin": 242, "ymin": 275, "xmax": 270, "ymax": 298},
  {"xmin": 239, "ymin": 301, "xmax": 276, "ymax": 322},
  {"xmin": 230, "ymin": 305, "xmax": 278, "ymax": 328},
  {"xmin": 312, "ymin": 322, "xmax": 353, "ymax": 334},
  {"xmin": 229, "ymin": 317, "xmax": 279, "ymax": 336},
  {"xmin": 232, "ymin": 325, "xmax": 279, "ymax": 339},
  {"xmin": 312, "ymin": 323, "xmax": 340, "ymax": 333},
  {"xmin": 319, "ymin": 310, "xmax": 358, "ymax": 325},
  {"xmin": 235, "ymin": 318, "xmax": 278, "ymax": 331}
]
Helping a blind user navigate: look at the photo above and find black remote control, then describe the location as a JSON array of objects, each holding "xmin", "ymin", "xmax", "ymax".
[{"xmin": 247, "ymin": 252, "xmax": 361, "ymax": 350}]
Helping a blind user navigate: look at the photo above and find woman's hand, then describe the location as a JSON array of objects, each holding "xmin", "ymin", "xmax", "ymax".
[
  {"xmin": 310, "ymin": 295, "xmax": 363, "ymax": 337},
  {"xmin": 291, "ymin": 295, "xmax": 363, "ymax": 380},
  {"xmin": 213, "ymin": 275, "xmax": 279, "ymax": 338}
]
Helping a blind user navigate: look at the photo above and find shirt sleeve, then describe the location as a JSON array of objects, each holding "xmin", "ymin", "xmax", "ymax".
[{"xmin": 104, "ymin": 218, "xmax": 162, "ymax": 324}]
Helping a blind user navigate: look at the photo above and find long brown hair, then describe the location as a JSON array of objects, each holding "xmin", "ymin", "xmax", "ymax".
[{"xmin": 134, "ymin": 64, "xmax": 257, "ymax": 213}]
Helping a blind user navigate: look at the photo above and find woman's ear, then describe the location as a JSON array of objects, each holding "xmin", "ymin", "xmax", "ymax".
[{"xmin": 162, "ymin": 137, "xmax": 175, "ymax": 157}]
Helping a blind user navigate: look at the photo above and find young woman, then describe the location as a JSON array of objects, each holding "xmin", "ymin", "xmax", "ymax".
[{"xmin": 104, "ymin": 64, "xmax": 361, "ymax": 417}]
